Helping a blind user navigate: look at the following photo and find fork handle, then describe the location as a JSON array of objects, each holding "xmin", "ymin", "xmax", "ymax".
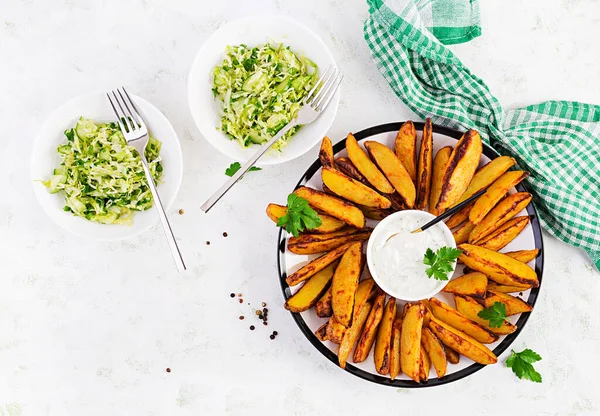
[
  {"xmin": 141, "ymin": 159, "xmax": 187, "ymax": 272},
  {"xmin": 201, "ymin": 121, "xmax": 298, "ymax": 213}
]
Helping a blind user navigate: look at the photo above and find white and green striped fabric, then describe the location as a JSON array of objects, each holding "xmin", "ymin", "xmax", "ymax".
[{"xmin": 364, "ymin": 0, "xmax": 600, "ymax": 269}]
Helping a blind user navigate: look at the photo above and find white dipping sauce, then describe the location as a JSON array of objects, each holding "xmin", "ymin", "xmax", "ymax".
[{"xmin": 367, "ymin": 210, "xmax": 456, "ymax": 301}]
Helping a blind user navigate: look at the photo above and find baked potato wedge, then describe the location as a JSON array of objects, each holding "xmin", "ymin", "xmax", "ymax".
[
  {"xmin": 452, "ymin": 221, "xmax": 476, "ymax": 245},
  {"xmin": 326, "ymin": 316, "xmax": 347, "ymax": 344},
  {"xmin": 504, "ymin": 249, "xmax": 539, "ymax": 263},
  {"xmin": 322, "ymin": 167, "xmax": 392, "ymax": 209},
  {"xmin": 428, "ymin": 316, "xmax": 497, "ymax": 365},
  {"xmin": 334, "ymin": 157, "xmax": 369, "ymax": 186},
  {"xmin": 266, "ymin": 203, "xmax": 346, "ymax": 234},
  {"xmin": 359, "ymin": 206, "xmax": 394, "ymax": 220},
  {"xmin": 484, "ymin": 290, "xmax": 533, "ymax": 315},
  {"xmin": 346, "ymin": 133, "xmax": 394, "ymax": 194},
  {"xmin": 421, "ymin": 327, "xmax": 447, "ymax": 378},
  {"xmin": 418, "ymin": 299, "xmax": 433, "ymax": 326},
  {"xmin": 394, "ymin": 120, "xmax": 417, "ymax": 183},
  {"xmin": 458, "ymin": 244, "xmax": 539, "ymax": 288},
  {"xmin": 429, "ymin": 146, "xmax": 453, "ymax": 215},
  {"xmin": 338, "ymin": 301, "xmax": 373, "ymax": 369},
  {"xmin": 429, "ymin": 297, "xmax": 498, "ymax": 344},
  {"xmin": 319, "ymin": 136, "xmax": 335, "ymax": 168},
  {"xmin": 388, "ymin": 192, "xmax": 409, "ymax": 211},
  {"xmin": 469, "ymin": 193, "xmax": 532, "ymax": 243},
  {"xmin": 477, "ymin": 216, "xmax": 530, "ymax": 251},
  {"xmin": 469, "ymin": 171, "xmax": 529, "ymax": 224},
  {"xmin": 287, "ymin": 230, "xmax": 371, "ymax": 255},
  {"xmin": 445, "ymin": 203, "xmax": 472, "ymax": 229},
  {"xmin": 284, "ymin": 262, "xmax": 337, "ymax": 312},
  {"xmin": 419, "ymin": 347, "xmax": 431, "ymax": 381},
  {"xmin": 441, "ymin": 272, "xmax": 487, "ymax": 298},
  {"xmin": 315, "ymin": 287, "xmax": 333, "ymax": 318},
  {"xmin": 294, "ymin": 187, "xmax": 365, "ymax": 229},
  {"xmin": 332, "ymin": 242, "xmax": 364, "ymax": 327},
  {"xmin": 400, "ymin": 303, "xmax": 424, "ymax": 382},
  {"xmin": 486, "ymin": 282, "xmax": 530, "ymax": 293},
  {"xmin": 445, "ymin": 346, "xmax": 460, "ymax": 364},
  {"xmin": 436, "ymin": 129, "xmax": 483, "ymax": 213},
  {"xmin": 315, "ymin": 323, "xmax": 329, "ymax": 341},
  {"xmin": 353, "ymin": 290, "xmax": 386, "ymax": 363},
  {"xmin": 286, "ymin": 243, "xmax": 349, "ymax": 286},
  {"xmin": 415, "ymin": 118, "xmax": 433, "ymax": 209},
  {"xmin": 374, "ymin": 297, "xmax": 397, "ymax": 375},
  {"xmin": 454, "ymin": 294, "xmax": 517, "ymax": 335},
  {"xmin": 457, "ymin": 155, "xmax": 516, "ymax": 200},
  {"xmin": 287, "ymin": 227, "xmax": 365, "ymax": 244},
  {"xmin": 389, "ymin": 314, "xmax": 403, "ymax": 380},
  {"xmin": 364, "ymin": 140, "xmax": 417, "ymax": 208}
]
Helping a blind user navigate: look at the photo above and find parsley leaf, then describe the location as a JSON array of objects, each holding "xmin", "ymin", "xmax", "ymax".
[
  {"xmin": 276, "ymin": 193, "xmax": 322, "ymax": 237},
  {"xmin": 423, "ymin": 246, "xmax": 462, "ymax": 281},
  {"xmin": 506, "ymin": 349, "xmax": 542, "ymax": 383},
  {"xmin": 225, "ymin": 162, "xmax": 262, "ymax": 177},
  {"xmin": 477, "ymin": 302, "xmax": 509, "ymax": 328}
]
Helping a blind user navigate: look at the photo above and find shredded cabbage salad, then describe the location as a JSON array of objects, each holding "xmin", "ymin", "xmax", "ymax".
[
  {"xmin": 212, "ymin": 43, "xmax": 318, "ymax": 151},
  {"xmin": 43, "ymin": 117, "xmax": 163, "ymax": 225}
]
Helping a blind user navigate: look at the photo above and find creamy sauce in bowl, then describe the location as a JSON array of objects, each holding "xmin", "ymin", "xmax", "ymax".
[{"xmin": 366, "ymin": 210, "xmax": 456, "ymax": 301}]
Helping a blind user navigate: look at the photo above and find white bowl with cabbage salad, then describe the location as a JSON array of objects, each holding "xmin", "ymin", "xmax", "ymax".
[
  {"xmin": 31, "ymin": 92, "xmax": 183, "ymax": 241},
  {"xmin": 188, "ymin": 16, "xmax": 339, "ymax": 165}
]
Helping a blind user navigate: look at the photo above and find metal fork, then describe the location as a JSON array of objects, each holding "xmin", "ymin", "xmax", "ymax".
[
  {"xmin": 107, "ymin": 88, "xmax": 186, "ymax": 272},
  {"xmin": 200, "ymin": 66, "xmax": 344, "ymax": 213}
]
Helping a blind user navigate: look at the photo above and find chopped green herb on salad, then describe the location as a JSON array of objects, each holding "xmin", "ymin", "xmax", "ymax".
[
  {"xmin": 43, "ymin": 117, "xmax": 163, "ymax": 225},
  {"xmin": 212, "ymin": 43, "xmax": 318, "ymax": 151}
]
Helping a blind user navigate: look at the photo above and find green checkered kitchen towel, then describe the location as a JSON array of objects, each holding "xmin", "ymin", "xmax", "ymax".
[{"xmin": 363, "ymin": 0, "xmax": 600, "ymax": 269}]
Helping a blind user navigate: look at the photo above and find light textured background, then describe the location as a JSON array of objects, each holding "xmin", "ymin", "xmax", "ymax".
[{"xmin": 1, "ymin": 0, "xmax": 599, "ymax": 415}]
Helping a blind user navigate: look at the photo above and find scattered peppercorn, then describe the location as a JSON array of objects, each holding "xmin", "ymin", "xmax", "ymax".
[
  {"xmin": 255, "ymin": 310, "xmax": 262, "ymax": 316},
  {"xmin": 178, "ymin": 209, "xmax": 184, "ymax": 215},
  {"xmin": 237, "ymin": 293, "xmax": 242, "ymax": 297},
  {"xmin": 239, "ymin": 316, "xmax": 244, "ymax": 320},
  {"xmin": 250, "ymin": 325, "xmax": 255, "ymax": 330},
  {"xmin": 273, "ymin": 331, "xmax": 278, "ymax": 336},
  {"xmin": 230, "ymin": 293, "xmax": 235, "ymax": 298},
  {"xmin": 270, "ymin": 334, "xmax": 275, "ymax": 340},
  {"xmin": 262, "ymin": 302, "xmax": 267, "ymax": 307},
  {"xmin": 223, "ymin": 232, "xmax": 228, "ymax": 237},
  {"xmin": 238, "ymin": 299, "xmax": 243, "ymax": 303},
  {"xmin": 206, "ymin": 241, "xmax": 211, "ymax": 245},
  {"xmin": 263, "ymin": 308, "xmax": 268, "ymax": 313},
  {"xmin": 263, "ymin": 321, "xmax": 268, "ymax": 326},
  {"xmin": 166, "ymin": 368, "xmax": 171, "ymax": 373}
]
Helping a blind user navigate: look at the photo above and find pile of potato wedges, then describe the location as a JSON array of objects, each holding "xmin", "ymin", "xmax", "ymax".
[{"xmin": 266, "ymin": 120, "xmax": 540, "ymax": 382}]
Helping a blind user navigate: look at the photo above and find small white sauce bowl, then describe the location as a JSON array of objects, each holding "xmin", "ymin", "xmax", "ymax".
[{"xmin": 366, "ymin": 210, "xmax": 457, "ymax": 302}]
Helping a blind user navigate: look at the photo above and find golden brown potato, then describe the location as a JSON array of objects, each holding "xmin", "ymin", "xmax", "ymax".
[
  {"xmin": 359, "ymin": 206, "xmax": 394, "ymax": 220},
  {"xmin": 322, "ymin": 167, "xmax": 392, "ymax": 209},
  {"xmin": 445, "ymin": 346, "xmax": 460, "ymax": 364},
  {"xmin": 486, "ymin": 282, "xmax": 530, "ymax": 293},
  {"xmin": 400, "ymin": 303, "xmax": 424, "ymax": 382},
  {"xmin": 421, "ymin": 327, "xmax": 447, "ymax": 378},
  {"xmin": 445, "ymin": 203, "xmax": 472, "ymax": 229},
  {"xmin": 353, "ymin": 279, "xmax": 376, "ymax": 315},
  {"xmin": 429, "ymin": 297, "xmax": 498, "ymax": 344},
  {"xmin": 453, "ymin": 155, "xmax": 516, "ymax": 205},
  {"xmin": 353, "ymin": 290, "xmax": 386, "ymax": 363},
  {"xmin": 326, "ymin": 316, "xmax": 347, "ymax": 344},
  {"xmin": 458, "ymin": 244, "xmax": 539, "ymax": 288},
  {"xmin": 394, "ymin": 121, "xmax": 417, "ymax": 183},
  {"xmin": 429, "ymin": 146, "xmax": 453, "ymax": 215},
  {"xmin": 287, "ymin": 227, "xmax": 364, "ymax": 244},
  {"xmin": 477, "ymin": 216, "xmax": 530, "ymax": 251},
  {"xmin": 452, "ymin": 221, "xmax": 476, "ymax": 245},
  {"xmin": 286, "ymin": 243, "xmax": 349, "ymax": 286},
  {"xmin": 315, "ymin": 287, "xmax": 333, "ymax": 318},
  {"xmin": 284, "ymin": 262, "xmax": 337, "ymax": 312},
  {"xmin": 415, "ymin": 118, "xmax": 433, "ymax": 209},
  {"xmin": 364, "ymin": 140, "xmax": 417, "ymax": 209},
  {"xmin": 346, "ymin": 133, "xmax": 395, "ymax": 194},
  {"xmin": 319, "ymin": 136, "xmax": 335, "ymax": 168},
  {"xmin": 335, "ymin": 157, "xmax": 370, "ymax": 186},
  {"xmin": 453, "ymin": 294, "xmax": 517, "ymax": 335},
  {"xmin": 484, "ymin": 290, "xmax": 533, "ymax": 315},
  {"xmin": 419, "ymin": 347, "xmax": 431, "ymax": 381},
  {"xmin": 332, "ymin": 242, "xmax": 364, "ymax": 327},
  {"xmin": 436, "ymin": 130, "xmax": 483, "ymax": 213},
  {"xmin": 266, "ymin": 203, "xmax": 346, "ymax": 234},
  {"xmin": 374, "ymin": 297, "xmax": 397, "ymax": 375},
  {"xmin": 418, "ymin": 299, "xmax": 433, "ymax": 327},
  {"xmin": 315, "ymin": 323, "xmax": 329, "ymax": 341},
  {"xmin": 469, "ymin": 171, "xmax": 529, "ymax": 224},
  {"xmin": 338, "ymin": 301, "xmax": 373, "ymax": 369},
  {"xmin": 469, "ymin": 193, "xmax": 532, "ymax": 243},
  {"xmin": 388, "ymin": 192, "xmax": 409, "ymax": 211},
  {"xmin": 294, "ymin": 187, "xmax": 365, "ymax": 229},
  {"xmin": 428, "ymin": 316, "xmax": 497, "ymax": 365},
  {"xmin": 504, "ymin": 249, "xmax": 539, "ymax": 263},
  {"xmin": 389, "ymin": 314, "xmax": 403, "ymax": 380},
  {"xmin": 441, "ymin": 272, "xmax": 487, "ymax": 298},
  {"xmin": 287, "ymin": 230, "xmax": 371, "ymax": 255}
]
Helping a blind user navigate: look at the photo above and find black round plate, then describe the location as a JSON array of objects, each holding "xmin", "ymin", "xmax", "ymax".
[{"xmin": 277, "ymin": 122, "xmax": 544, "ymax": 387}]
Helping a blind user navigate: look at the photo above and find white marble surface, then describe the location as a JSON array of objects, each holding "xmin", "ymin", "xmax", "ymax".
[{"xmin": 1, "ymin": 0, "xmax": 599, "ymax": 415}]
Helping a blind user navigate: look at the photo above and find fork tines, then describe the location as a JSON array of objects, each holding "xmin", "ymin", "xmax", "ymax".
[
  {"xmin": 304, "ymin": 66, "xmax": 343, "ymax": 112},
  {"xmin": 106, "ymin": 87, "xmax": 145, "ymax": 134}
]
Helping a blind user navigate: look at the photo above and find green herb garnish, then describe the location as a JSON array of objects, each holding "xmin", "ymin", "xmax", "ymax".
[
  {"xmin": 477, "ymin": 301, "xmax": 509, "ymax": 328},
  {"xmin": 506, "ymin": 349, "xmax": 542, "ymax": 383},
  {"xmin": 276, "ymin": 193, "xmax": 322, "ymax": 237},
  {"xmin": 225, "ymin": 162, "xmax": 262, "ymax": 177},
  {"xmin": 423, "ymin": 247, "xmax": 462, "ymax": 281}
]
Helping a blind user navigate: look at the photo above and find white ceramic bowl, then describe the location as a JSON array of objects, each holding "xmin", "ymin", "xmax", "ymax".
[
  {"xmin": 187, "ymin": 15, "xmax": 340, "ymax": 165},
  {"xmin": 30, "ymin": 91, "xmax": 183, "ymax": 241},
  {"xmin": 366, "ymin": 210, "xmax": 457, "ymax": 301}
]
